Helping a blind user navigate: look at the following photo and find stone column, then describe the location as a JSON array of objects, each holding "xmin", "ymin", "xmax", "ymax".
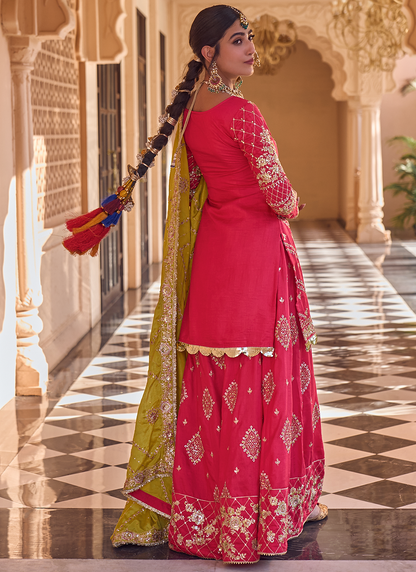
[
  {"xmin": 9, "ymin": 36, "xmax": 48, "ymax": 396},
  {"xmin": 357, "ymin": 74, "xmax": 391, "ymax": 244},
  {"xmin": 345, "ymin": 97, "xmax": 361, "ymax": 231}
]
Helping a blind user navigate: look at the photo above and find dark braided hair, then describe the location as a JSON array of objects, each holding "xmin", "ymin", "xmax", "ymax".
[{"xmin": 133, "ymin": 5, "xmax": 240, "ymax": 179}]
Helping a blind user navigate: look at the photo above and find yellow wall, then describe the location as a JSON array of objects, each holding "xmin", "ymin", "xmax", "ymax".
[{"xmin": 243, "ymin": 40, "xmax": 340, "ymax": 221}]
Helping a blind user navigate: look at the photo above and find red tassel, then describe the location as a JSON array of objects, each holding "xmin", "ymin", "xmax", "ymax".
[
  {"xmin": 66, "ymin": 208, "xmax": 103, "ymax": 232},
  {"xmin": 63, "ymin": 224, "xmax": 111, "ymax": 256}
]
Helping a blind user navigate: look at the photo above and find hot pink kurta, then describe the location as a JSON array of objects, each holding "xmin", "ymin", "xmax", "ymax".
[
  {"xmin": 179, "ymin": 97, "xmax": 314, "ymax": 351},
  {"xmin": 169, "ymin": 97, "xmax": 324, "ymax": 563}
]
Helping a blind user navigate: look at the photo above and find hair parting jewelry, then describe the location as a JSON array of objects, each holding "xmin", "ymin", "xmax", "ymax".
[{"xmin": 228, "ymin": 6, "xmax": 249, "ymax": 29}]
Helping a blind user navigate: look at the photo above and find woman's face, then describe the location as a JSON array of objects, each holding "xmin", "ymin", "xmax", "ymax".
[{"xmin": 203, "ymin": 19, "xmax": 255, "ymax": 81}]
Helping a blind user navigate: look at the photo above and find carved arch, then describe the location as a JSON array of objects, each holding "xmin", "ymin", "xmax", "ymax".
[
  {"xmin": 1, "ymin": 0, "xmax": 75, "ymax": 40},
  {"xmin": 296, "ymin": 26, "xmax": 348, "ymax": 101},
  {"xmin": 174, "ymin": 3, "xmax": 349, "ymax": 101}
]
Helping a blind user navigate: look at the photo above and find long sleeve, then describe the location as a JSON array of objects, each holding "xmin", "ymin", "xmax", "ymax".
[{"xmin": 231, "ymin": 102, "xmax": 298, "ymax": 219}]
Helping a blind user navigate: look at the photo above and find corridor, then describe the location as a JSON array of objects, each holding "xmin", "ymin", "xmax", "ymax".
[{"xmin": 1, "ymin": 221, "xmax": 416, "ymax": 570}]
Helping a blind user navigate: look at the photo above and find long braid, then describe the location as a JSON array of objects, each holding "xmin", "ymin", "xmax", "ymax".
[
  {"xmin": 131, "ymin": 5, "xmax": 239, "ymax": 180},
  {"xmin": 133, "ymin": 59, "xmax": 204, "ymax": 179}
]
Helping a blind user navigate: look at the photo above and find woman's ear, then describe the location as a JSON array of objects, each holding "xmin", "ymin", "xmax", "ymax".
[{"xmin": 201, "ymin": 45, "xmax": 215, "ymax": 66}]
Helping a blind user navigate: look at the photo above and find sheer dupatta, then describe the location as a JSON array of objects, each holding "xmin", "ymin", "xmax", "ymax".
[{"xmin": 111, "ymin": 113, "xmax": 208, "ymax": 547}]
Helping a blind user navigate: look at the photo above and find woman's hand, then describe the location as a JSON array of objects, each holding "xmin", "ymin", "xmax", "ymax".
[{"xmin": 298, "ymin": 197, "xmax": 306, "ymax": 211}]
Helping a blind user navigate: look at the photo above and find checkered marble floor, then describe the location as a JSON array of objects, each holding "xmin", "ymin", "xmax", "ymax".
[{"xmin": 1, "ymin": 222, "xmax": 416, "ymax": 517}]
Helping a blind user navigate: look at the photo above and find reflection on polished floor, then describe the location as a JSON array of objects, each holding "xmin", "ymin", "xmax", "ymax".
[{"xmin": 1, "ymin": 221, "xmax": 416, "ymax": 568}]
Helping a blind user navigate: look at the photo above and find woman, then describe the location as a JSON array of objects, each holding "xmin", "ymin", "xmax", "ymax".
[{"xmin": 111, "ymin": 5, "xmax": 326, "ymax": 564}]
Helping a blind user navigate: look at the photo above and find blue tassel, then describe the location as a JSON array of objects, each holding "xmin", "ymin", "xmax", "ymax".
[
  {"xmin": 102, "ymin": 211, "xmax": 122, "ymax": 228},
  {"xmin": 101, "ymin": 194, "xmax": 118, "ymax": 207}
]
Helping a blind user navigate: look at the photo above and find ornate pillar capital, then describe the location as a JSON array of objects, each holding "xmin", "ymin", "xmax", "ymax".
[
  {"xmin": 1, "ymin": 0, "xmax": 74, "ymax": 40},
  {"xmin": 8, "ymin": 36, "xmax": 42, "ymax": 69}
]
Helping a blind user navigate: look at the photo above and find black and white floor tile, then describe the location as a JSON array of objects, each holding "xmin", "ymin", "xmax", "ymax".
[{"xmin": 2, "ymin": 221, "xmax": 416, "ymax": 565}]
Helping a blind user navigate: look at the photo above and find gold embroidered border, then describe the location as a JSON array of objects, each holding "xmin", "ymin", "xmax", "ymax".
[
  {"xmin": 177, "ymin": 342, "xmax": 274, "ymax": 358},
  {"xmin": 111, "ymin": 527, "xmax": 169, "ymax": 547}
]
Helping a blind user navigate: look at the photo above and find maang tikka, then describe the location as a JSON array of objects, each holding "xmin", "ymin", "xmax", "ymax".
[{"xmin": 228, "ymin": 6, "xmax": 249, "ymax": 29}]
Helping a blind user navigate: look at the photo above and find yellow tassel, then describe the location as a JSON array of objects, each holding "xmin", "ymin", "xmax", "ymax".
[{"xmin": 72, "ymin": 211, "xmax": 107, "ymax": 234}]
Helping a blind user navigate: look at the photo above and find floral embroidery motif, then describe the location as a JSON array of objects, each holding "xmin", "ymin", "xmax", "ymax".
[
  {"xmin": 213, "ymin": 486, "xmax": 220, "ymax": 502},
  {"xmin": 283, "ymin": 241, "xmax": 298, "ymax": 260},
  {"xmin": 300, "ymin": 362, "xmax": 311, "ymax": 394},
  {"xmin": 288, "ymin": 487, "xmax": 303, "ymax": 511},
  {"xmin": 221, "ymin": 483, "xmax": 231, "ymax": 498},
  {"xmin": 262, "ymin": 371, "xmax": 275, "ymax": 405},
  {"xmin": 312, "ymin": 402, "xmax": 320, "ymax": 430},
  {"xmin": 202, "ymin": 388, "xmax": 215, "ymax": 420},
  {"xmin": 295, "ymin": 276, "xmax": 306, "ymax": 296},
  {"xmin": 281, "ymin": 414, "xmax": 303, "ymax": 453},
  {"xmin": 220, "ymin": 502, "xmax": 257, "ymax": 562},
  {"xmin": 240, "ymin": 426, "xmax": 261, "ymax": 462},
  {"xmin": 187, "ymin": 147, "xmax": 201, "ymax": 198},
  {"xmin": 211, "ymin": 354, "xmax": 226, "ymax": 369},
  {"xmin": 298, "ymin": 308, "xmax": 317, "ymax": 350},
  {"xmin": 146, "ymin": 407, "xmax": 159, "ymax": 424},
  {"xmin": 185, "ymin": 432, "xmax": 204, "ymax": 465},
  {"xmin": 231, "ymin": 103, "xmax": 298, "ymax": 218},
  {"xmin": 260, "ymin": 471, "xmax": 271, "ymax": 491},
  {"xmin": 290, "ymin": 314, "xmax": 299, "ymax": 346},
  {"xmin": 190, "ymin": 509, "xmax": 205, "ymax": 525},
  {"xmin": 180, "ymin": 380, "xmax": 188, "ymax": 404},
  {"xmin": 224, "ymin": 381, "xmax": 238, "ymax": 413},
  {"xmin": 169, "ymin": 460, "xmax": 325, "ymax": 561},
  {"xmin": 275, "ymin": 315, "xmax": 290, "ymax": 351}
]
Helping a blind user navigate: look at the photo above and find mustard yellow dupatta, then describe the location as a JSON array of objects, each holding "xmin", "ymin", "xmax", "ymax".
[{"xmin": 111, "ymin": 117, "xmax": 208, "ymax": 547}]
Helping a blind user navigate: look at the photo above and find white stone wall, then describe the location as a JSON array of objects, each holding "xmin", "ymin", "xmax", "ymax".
[{"xmin": 0, "ymin": 29, "xmax": 17, "ymax": 411}]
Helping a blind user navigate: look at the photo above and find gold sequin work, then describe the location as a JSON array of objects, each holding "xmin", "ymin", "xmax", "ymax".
[
  {"xmin": 240, "ymin": 426, "xmax": 261, "ymax": 462},
  {"xmin": 231, "ymin": 103, "xmax": 298, "ymax": 218},
  {"xmin": 224, "ymin": 381, "xmax": 239, "ymax": 413},
  {"xmin": 180, "ymin": 380, "xmax": 188, "ymax": 404},
  {"xmin": 290, "ymin": 314, "xmax": 299, "ymax": 346},
  {"xmin": 275, "ymin": 315, "xmax": 290, "ymax": 351},
  {"xmin": 300, "ymin": 362, "xmax": 311, "ymax": 394},
  {"xmin": 281, "ymin": 414, "xmax": 303, "ymax": 453},
  {"xmin": 178, "ymin": 342, "xmax": 273, "ymax": 358},
  {"xmin": 185, "ymin": 432, "xmax": 205, "ymax": 465},
  {"xmin": 202, "ymin": 387, "xmax": 215, "ymax": 420},
  {"xmin": 312, "ymin": 402, "xmax": 321, "ymax": 430},
  {"xmin": 212, "ymin": 354, "xmax": 226, "ymax": 369},
  {"xmin": 146, "ymin": 407, "xmax": 159, "ymax": 424},
  {"xmin": 262, "ymin": 371, "xmax": 275, "ymax": 405}
]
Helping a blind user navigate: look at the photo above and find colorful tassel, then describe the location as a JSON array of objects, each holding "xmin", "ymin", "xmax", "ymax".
[
  {"xmin": 63, "ymin": 223, "xmax": 111, "ymax": 256},
  {"xmin": 63, "ymin": 168, "xmax": 138, "ymax": 256},
  {"xmin": 66, "ymin": 208, "xmax": 104, "ymax": 233},
  {"xmin": 102, "ymin": 211, "xmax": 122, "ymax": 228}
]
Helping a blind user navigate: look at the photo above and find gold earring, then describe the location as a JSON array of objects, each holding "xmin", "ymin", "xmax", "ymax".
[
  {"xmin": 254, "ymin": 51, "xmax": 261, "ymax": 68},
  {"xmin": 207, "ymin": 61, "xmax": 223, "ymax": 93}
]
